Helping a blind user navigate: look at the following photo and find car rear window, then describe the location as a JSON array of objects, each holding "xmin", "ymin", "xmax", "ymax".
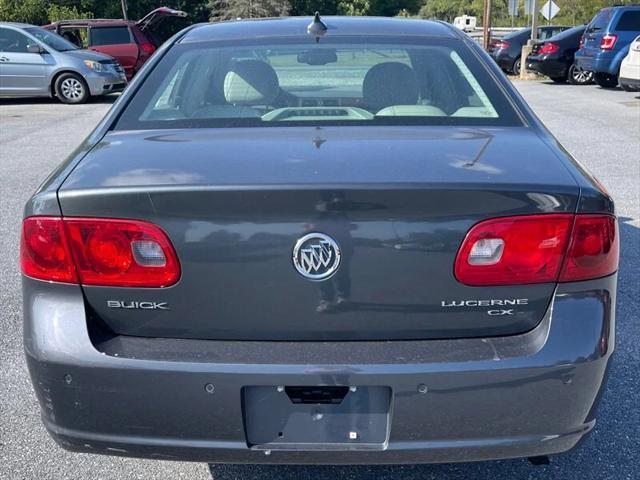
[
  {"xmin": 90, "ymin": 26, "xmax": 131, "ymax": 46},
  {"xmin": 615, "ymin": 11, "xmax": 640, "ymax": 31},
  {"xmin": 550, "ymin": 25, "xmax": 585, "ymax": 41},
  {"xmin": 587, "ymin": 9, "xmax": 613, "ymax": 33},
  {"xmin": 115, "ymin": 37, "xmax": 522, "ymax": 130}
]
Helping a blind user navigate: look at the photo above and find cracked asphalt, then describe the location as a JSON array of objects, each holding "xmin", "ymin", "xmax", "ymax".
[{"xmin": 1, "ymin": 81, "xmax": 638, "ymax": 479}]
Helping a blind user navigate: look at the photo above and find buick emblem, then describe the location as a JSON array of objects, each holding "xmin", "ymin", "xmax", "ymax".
[{"xmin": 293, "ymin": 233, "xmax": 341, "ymax": 281}]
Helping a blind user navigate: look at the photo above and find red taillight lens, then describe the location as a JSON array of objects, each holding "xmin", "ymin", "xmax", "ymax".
[
  {"xmin": 455, "ymin": 214, "xmax": 573, "ymax": 286},
  {"xmin": 21, "ymin": 217, "xmax": 77, "ymax": 283},
  {"xmin": 140, "ymin": 42, "xmax": 156, "ymax": 55},
  {"xmin": 65, "ymin": 218, "xmax": 180, "ymax": 287},
  {"xmin": 559, "ymin": 215, "xmax": 618, "ymax": 282},
  {"xmin": 454, "ymin": 214, "xmax": 619, "ymax": 286},
  {"xmin": 21, "ymin": 217, "xmax": 180, "ymax": 287},
  {"xmin": 494, "ymin": 40, "xmax": 509, "ymax": 49},
  {"xmin": 579, "ymin": 36, "xmax": 585, "ymax": 49},
  {"xmin": 600, "ymin": 34, "xmax": 618, "ymax": 50},
  {"xmin": 539, "ymin": 42, "xmax": 560, "ymax": 55}
]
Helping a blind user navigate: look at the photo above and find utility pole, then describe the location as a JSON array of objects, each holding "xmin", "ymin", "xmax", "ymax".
[
  {"xmin": 121, "ymin": 0, "xmax": 128, "ymax": 20},
  {"xmin": 529, "ymin": 0, "xmax": 540, "ymax": 44},
  {"xmin": 521, "ymin": 0, "xmax": 540, "ymax": 79},
  {"xmin": 482, "ymin": 0, "xmax": 492, "ymax": 50}
]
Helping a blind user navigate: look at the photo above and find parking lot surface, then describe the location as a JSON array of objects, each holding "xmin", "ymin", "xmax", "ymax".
[{"xmin": 1, "ymin": 82, "xmax": 638, "ymax": 480}]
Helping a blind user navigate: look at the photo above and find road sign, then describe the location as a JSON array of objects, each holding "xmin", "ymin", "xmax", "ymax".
[
  {"xmin": 524, "ymin": 0, "xmax": 534, "ymax": 16},
  {"xmin": 508, "ymin": 0, "xmax": 519, "ymax": 17},
  {"xmin": 540, "ymin": 0, "xmax": 560, "ymax": 20}
]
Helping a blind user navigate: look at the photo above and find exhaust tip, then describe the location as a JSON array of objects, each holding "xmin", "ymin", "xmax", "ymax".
[{"xmin": 528, "ymin": 455, "xmax": 550, "ymax": 465}]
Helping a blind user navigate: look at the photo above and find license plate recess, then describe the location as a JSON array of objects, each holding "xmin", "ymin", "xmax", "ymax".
[{"xmin": 243, "ymin": 386, "xmax": 392, "ymax": 450}]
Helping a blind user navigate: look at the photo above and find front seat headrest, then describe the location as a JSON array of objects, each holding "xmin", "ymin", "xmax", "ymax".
[
  {"xmin": 362, "ymin": 62, "xmax": 419, "ymax": 112},
  {"xmin": 224, "ymin": 59, "xmax": 280, "ymax": 106}
]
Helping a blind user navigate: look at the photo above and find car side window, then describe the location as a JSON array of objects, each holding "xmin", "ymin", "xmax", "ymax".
[
  {"xmin": 0, "ymin": 28, "xmax": 30, "ymax": 53},
  {"xmin": 59, "ymin": 27, "xmax": 88, "ymax": 48},
  {"xmin": 538, "ymin": 28, "xmax": 553, "ymax": 40},
  {"xmin": 615, "ymin": 11, "xmax": 640, "ymax": 31},
  {"xmin": 90, "ymin": 26, "xmax": 131, "ymax": 46}
]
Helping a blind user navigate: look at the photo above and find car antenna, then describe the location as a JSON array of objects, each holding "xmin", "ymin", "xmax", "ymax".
[{"xmin": 307, "ymin": 12, "xmax": 327, "ymax": 43}]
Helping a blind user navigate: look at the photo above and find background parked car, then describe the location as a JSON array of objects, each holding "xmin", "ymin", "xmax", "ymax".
[
  {"xmin": 526, "ymin": 25, "xmax": 593, "ymax": 84},
  {"xmin": 489, "ymin": 25, "xmax": 569, "ymax": 75},
  {"xmin": 619, "ymin": 35, "xmax": 640, "ymax": 91},
  {"xmin": 43, "ymin": 7, "xmax": 187, "ymax": 80},
  {"xmin": 575, "ymin": 5, "xmax": 640, "ymax": 88},
  {"xmin": 0, "ymin": 23, "xmax": 126, "ymax": 103}
]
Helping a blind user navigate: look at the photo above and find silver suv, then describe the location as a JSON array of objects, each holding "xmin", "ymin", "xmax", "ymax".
[{"xmin": 0, "ymin": 23, "xmax": 126, "ymax": 103}]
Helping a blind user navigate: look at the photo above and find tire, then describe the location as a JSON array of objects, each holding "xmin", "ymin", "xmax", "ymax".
[
  {"xmin": 594, "ymin": 72, "xmax": 619, "ymax": 89},
  {"xmin": 568, "ymin": 64, "xmax": 594, "ymax": 85},
  {"xmin": 54, "ymin": 73, "xmax": 89, "ymax": 104},
  {"xmin": 512, "ymin": 57, "xmax": 521, "ymax": 76},
  {"xmin": 550, "ymin": 76, "xmax": 567, "ymax": 83},
  {"xmin": 620, "ymin": 82, "xmax": 638, "ymax": 92}
]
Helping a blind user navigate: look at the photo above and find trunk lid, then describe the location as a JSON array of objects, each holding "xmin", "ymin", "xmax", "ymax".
[
  {"xmin": 136, "ymin": 7, "xmax": 187, "ymax": 45},
  {"xmin": 59, "ymin": 126, "xmax": 579, "ymax": 341}
]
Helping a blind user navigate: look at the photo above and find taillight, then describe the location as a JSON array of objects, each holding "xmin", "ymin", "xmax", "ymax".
[
  {"xmin": 600, "ymin": 34, "xmax": 618, "ymax": 50},
  {"xmin": 559, "ymin": 215, "xmax": 618, "ymax": 282},
  {"xmin": 21, "ymin": 217, "xmax": 77, "ymax": 283},
  {"xmin": 493, "ymin": 40, "xmax": 509, "ymax": 49},
  {"xmin": 539, "ymin": 42, "xmax": 560, "ymax": 55},
  {"xmin": 21, "ymin": 217, "xmax": 180, "ymax": 287},
  {"xmin": 579, "ymin": 36, "xmax": 585, "ymax": 49},
  {"xmin": 140, "ymin": 42, "xmax": 156, "ymax": 55},
  {"xmin": 454, "ymin": 214, "xmax": 618, "ymax": 286}
]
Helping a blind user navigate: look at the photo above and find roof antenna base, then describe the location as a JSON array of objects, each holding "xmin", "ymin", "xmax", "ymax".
[{"xmin": 307, "ymin": 12, "xmax": 327, "ymax": 43}]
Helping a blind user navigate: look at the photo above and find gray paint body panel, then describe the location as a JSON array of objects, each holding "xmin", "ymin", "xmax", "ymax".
[
  {"xmin": 58, "ymin": 127, "xmax": 580, "ymax": 341},
  {"xmin": 23, "ymin": 275, "xmax": 615, "ymax": 463}
]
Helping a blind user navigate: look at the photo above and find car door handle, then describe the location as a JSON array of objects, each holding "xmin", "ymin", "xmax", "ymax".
[{"xmin": 0, "ymin": 56, "xmax": 9, "ymax": 62}]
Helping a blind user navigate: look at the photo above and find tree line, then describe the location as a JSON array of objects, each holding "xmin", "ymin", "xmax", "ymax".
[{"xmin": 0, "ymin": 0, "xmax": 635, "ymax": 27}]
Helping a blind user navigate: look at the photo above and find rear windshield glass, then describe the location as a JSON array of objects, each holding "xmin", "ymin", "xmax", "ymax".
[
  {"xmin": 615, "ymin": 11, "xmax": 640, "ymax": 31},
  {"xmin": 90, "ymin": 26, "xmax": 131, "ymax": 46},
  {"xmin": 116, "ymin": 37, "xmax": 522, "ymax": 130},
  {"xmin": 550, "ymin": 25, "xmax": 585, "ymax": 41},
  {"xmin": 587, "ymin": 9, "xmax": 613, "ymax": 32}
]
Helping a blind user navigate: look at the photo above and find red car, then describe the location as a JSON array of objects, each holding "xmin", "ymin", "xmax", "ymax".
[{"xmin": 43, "ymin": 7, "xmax": 187, "ymax": 80}]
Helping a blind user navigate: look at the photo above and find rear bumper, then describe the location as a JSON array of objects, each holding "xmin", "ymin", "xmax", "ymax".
[
  {"xmin": 492, "ymin": 50, "xmax": 517, "ymax": 71},
  {"xmin": 620, "ymin": 56, "xmax": 640, "ymax": 85},
  {"xmin": 619, "ymin": 76, "xmax": 640, "ymax": 89},
  {"xmin": 526, "ymin": 55, "xmax": 568, "ymax": 78},
  {"xmin": 574, "ymin": 50, "xmax": 616, "ymax": 75},
  {"xmin": 23, "ymin": 276, "xmax": 616, "ymax": 464}
]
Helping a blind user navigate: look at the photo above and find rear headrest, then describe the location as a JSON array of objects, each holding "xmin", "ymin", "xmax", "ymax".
[
  {"xmin": 362, "ymin": 62, "xmax": 419, "ymax": 112},
  {"xmin": 224, "ymin": 59, "xmax": 280, "ymax": 106}
]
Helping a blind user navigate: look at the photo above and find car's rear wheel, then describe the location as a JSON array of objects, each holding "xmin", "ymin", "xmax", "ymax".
[
  {"xmin": 54, "ymin": 73, "xmax": 89, "ymax": 104},
  {"xmin": 512, "ymin": 57, "xmax": 521, "ymax": 76},
  {"xmin": 568, "ymin": 64, "xmax": 593, "ymax": 85},
  {"xmin": 594, "ymin": 72, "xmax": 619, "ymax": 89}
]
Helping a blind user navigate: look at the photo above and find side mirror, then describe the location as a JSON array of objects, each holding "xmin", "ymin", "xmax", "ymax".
[{"xmin": 27, "ymin": 44, "xmax": 44, "ymax": 54}]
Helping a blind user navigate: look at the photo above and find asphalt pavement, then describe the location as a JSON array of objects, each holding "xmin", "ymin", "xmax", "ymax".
[{"xmin": 0, "ymin": 81, "xmax": 638, "ymax": 480}]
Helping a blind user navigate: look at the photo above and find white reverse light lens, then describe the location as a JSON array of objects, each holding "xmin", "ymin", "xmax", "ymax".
[
  {"xmin": 468, "ymin": 238, "xmax": 504, "ymax": 265},
  {"xmin": 131, "ymin": 240, "xmax": 166, "ymax": 267}
]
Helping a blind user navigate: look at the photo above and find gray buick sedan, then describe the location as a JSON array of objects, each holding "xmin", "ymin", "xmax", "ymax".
[{"xmin": 22, "ymin": 16, "xmax": 618, "ymax": 467}]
